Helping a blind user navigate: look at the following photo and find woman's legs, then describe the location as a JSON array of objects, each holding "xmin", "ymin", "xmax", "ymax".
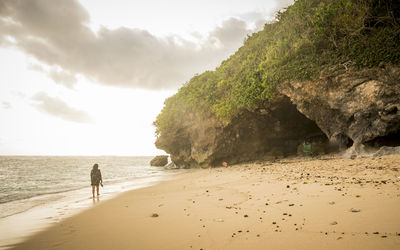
[
  {"xmin": 96, "ymin": 184, "xmax": 100, "ymax": 196},
  {"xmin": 92, "ymin": 185, "xmax": 95, "ymax": 198}
]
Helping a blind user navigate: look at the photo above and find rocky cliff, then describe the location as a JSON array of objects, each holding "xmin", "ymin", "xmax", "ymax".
[
  {"xmin": 155, "ymin": 64, "xmax": 400, "ymax": 168},
  {"xmin": 282, "ymin": 63, "xmax": 400, "ymax": 151},
  {"xmin": 154, "ymin": 0, "xmax": 400, "ymax": 168}
]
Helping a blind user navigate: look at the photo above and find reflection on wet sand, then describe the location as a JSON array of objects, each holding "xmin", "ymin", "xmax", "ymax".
[{"xmin": 92, "ymin": 196, "xmax": 100, "ymax": 205}]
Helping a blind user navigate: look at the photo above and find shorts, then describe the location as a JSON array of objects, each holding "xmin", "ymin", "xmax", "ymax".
[{"xmin": 91, "ymin": 181, "xmax": 100, "ymax": 186}]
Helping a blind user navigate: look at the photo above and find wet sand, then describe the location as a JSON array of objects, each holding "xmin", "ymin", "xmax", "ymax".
[{"xmin": 11, "ymin": 154, "xmax": 400, "ymax": 249}]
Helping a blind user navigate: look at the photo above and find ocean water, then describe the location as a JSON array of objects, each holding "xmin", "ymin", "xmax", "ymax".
[
  {"xmin": 0, "ymin": 155, "xmax": 183, "ymax": 248},
  {"xmin": 0, "ymin": 156, "xmax": 176, "ymax": 218}
]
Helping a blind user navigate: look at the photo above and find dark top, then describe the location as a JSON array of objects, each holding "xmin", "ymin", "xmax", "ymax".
[{"xmin": 90, "ymin": 169, "xmax": 102, "ymax": 186}]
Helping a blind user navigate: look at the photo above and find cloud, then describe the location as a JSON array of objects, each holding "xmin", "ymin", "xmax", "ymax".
[
  {"xmin": 1, "ymin": 101, "xmax": 12, "ymax": 109},
  {"xmin": 32, "ymin": 92, "xmax": 93, "ymax": 123},
  {"xmin": 208, "ymin": 18, "xmax": 250, "ymax": 48},
  {"xmin": 0, "ymin": 0, "xmax": 291, "ymax": 89},
  {"xmin": 28, "ymin": 63, "xmax": 77, "ymax": 88},
  {"xmin": 48, "ymin": 70, "xmax": 77, "ymax": 88}
]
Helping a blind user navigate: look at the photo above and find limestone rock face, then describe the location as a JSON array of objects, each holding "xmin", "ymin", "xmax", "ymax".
[
  {"xmin": 155, "ymin": 113, "xmax": 222, "ymax": 168},
  {"xmin": 155, "ymin": 64, "xmax": 400, "ymax": 167},
  {"xmin": 150, "ymin": 155, "xmax": 169, "ymax": 166},
  {"xmin": 156, "ymin": 96, "xmax": 325, "ymax": 168},
  {"xmin": 282, "ymin": 64, "xmax": 400, "ymax": 148}
]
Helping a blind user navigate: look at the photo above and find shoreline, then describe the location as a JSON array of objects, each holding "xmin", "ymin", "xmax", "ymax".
[
  {"xmin": 0, "ymin": 171, "xmax": 184, "ymax": 250},
  {"xmin": 8, "ymin": 154, "xmax": 400, "ymax": 250}
]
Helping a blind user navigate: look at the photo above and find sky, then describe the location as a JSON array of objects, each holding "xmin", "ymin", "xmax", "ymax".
[{"xmin": 0, "ymin": 0, "xmax": 293, "ymax": 156}]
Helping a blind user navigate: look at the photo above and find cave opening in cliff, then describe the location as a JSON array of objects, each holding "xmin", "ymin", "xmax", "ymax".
[
  {"xmin": 364, "ymin": 130, "xmax": 400, "ymax": 148},
  {"xmin": 210, "ymin": 96, "xmax": 332, "ymax": 166},
  {"xmin": 263, "ymin": 96, "xmax": 330, "ymax": 156},
  {"xmin": 346, "ymin": 137, "xmax": 354, "ymax": 148}
]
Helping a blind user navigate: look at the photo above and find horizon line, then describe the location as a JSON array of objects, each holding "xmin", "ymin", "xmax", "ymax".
[{"xmin": 0, "ymin": 154, "xmax": 165, "ymax": 157}]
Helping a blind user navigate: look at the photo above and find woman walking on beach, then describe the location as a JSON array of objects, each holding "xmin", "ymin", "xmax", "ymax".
[{"xmin": 91, "ymin": 163, "xmax": 103, "ymax": 198}]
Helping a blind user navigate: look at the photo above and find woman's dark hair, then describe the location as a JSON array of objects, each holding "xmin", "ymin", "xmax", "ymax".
[{"xmin": 93, "ymin": 163, "xmax": 99, "ymax": 170}]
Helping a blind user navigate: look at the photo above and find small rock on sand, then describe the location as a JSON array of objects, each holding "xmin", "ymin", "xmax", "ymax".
[
  {"xmin": 330, "ymin": 221, "xmax": 338, "ymax": 225},
  {"xmin": 151, "ymin": 213, "xmax": 159, "ymax": 217},
  {"xmin": 350, "ymin": 208, "xmax": 361, "ymax": 212}
]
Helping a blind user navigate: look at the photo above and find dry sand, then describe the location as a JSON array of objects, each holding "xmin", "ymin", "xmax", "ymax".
[{"xmin": 10, "ymin": 154, "xmax": 400, "ymax": 250}]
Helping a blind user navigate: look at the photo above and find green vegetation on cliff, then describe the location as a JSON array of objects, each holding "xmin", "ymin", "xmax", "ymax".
[{"xmin": 154, "ymin": 0, "xmax": 400, "ymax": 136}]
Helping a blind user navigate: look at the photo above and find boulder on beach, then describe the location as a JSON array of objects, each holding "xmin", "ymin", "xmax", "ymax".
[{"xmin": 150, "ymin": 155, "xmax": 169, "ymax": 166}]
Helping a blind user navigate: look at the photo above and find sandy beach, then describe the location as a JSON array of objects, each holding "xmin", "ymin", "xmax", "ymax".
[{"xmin": 11, "ymin": 154, "xmax": 400, "ymax": 250}]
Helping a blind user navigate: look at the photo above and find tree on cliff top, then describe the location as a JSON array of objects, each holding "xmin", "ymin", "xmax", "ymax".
[{"xmin": 154, "ymin": 0, "xmax": 400, "ymax": 137}]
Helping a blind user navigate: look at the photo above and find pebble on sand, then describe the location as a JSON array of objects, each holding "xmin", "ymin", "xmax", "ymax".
[{"xmin": 151, "ymin": 213, "xmax": 159, "ymax": 217}]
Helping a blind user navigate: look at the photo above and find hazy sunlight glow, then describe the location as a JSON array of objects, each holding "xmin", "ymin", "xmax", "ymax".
[{"xmin": 0, "ymin": 0, "xmax": 293, "ymax": 156}]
